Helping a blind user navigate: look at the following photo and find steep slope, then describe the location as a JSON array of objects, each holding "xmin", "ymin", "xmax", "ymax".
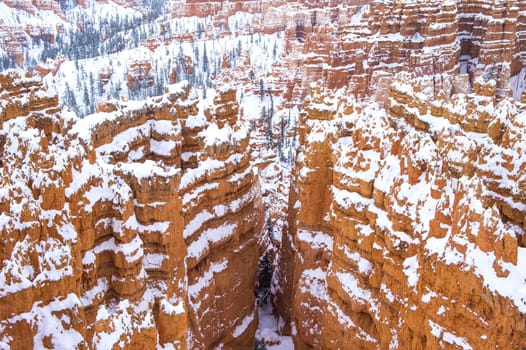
[
  {"xmin": 0, "ymin": 70, "xmax": 262, "ymax": 349},
  {"xmin": 2, "ymin": 0, "xmax": 526, "ymax": 349},
  {"xmin": 276, "ymin": 78, "xmax": 526, "ymax": 349}
]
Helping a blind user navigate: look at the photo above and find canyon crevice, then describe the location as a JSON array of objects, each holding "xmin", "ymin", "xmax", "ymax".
[{"xmin": 1, "ymin": 0, "xmax": 526, "ymax": 349}]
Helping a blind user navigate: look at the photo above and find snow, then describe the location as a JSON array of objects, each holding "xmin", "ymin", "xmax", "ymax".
[
  {"xmin": 182, "ymin": 182, "xmax": 219, "ymax": 207},
  {"xmin": 0, "ymin": 238, "xmax": 74, "ymax": 298},
  {"xmin": 256, "ymin": 303, "xmax": 294, "ymax": 350},
  {"xmin": 119, "ymin": 159, "xmax": 180, "ymax": 181},
  {"xmin": 402, "ymin": 255, "xmax": 419, "ymax": 288},
  {"xmin": 326, "ymin": 300, "xmax": 378, "ymax": 344},
  {"xmin": 350, "ymin": 4, "xmax": 370, "ymax": 25},
  {"xmin": 183, "ymin": 210, "xmax": 215, "ymax": 239},
  {"xmin": 373, "ymin": 155, "xmax": 400, "ymax": 193},
  {"xmin": 0, "ymin": 293, "xmax": 84, "ymax": 350},
  {"xmin": 306, "ymin": 119, "xmax": 338, "ymax": 144},
  {"xmin": 0, "ymin": 3, "xmax": 64, "ymax": 27},
  {"xmin": 411, "ymin": 32, "xmax": 425, "ymax": 43},
  {"xmin": 130, "ymin": 217, "xmax": 170, "ymax": 235},
  {"xmin": 2, "ymin": 1, "xmax": 526, "ymax": 348},
  {"xmin": 345, "ymin": 250, "xmax": 373, "ymax": 274},
  {"xmin": 188, "ymin": 259, "xmax": 228, "ymax": 305},
  {"xmin": 160, "ymin": 298, "xmax": 185, "ymax": 316},
  {"xmin": 184, "ymin": 186, "xmax": 255, "ymax": 240},
  {"xmin": 180, "ymin": 153, "xmax": 243, "ymax": 190},
  {"xmin": 437, "ymin": 305, "xmax": 447, "ymax": 316},
  {"xmin": 297, "ymin": 229, "xmax": 333, "ymax": 251},
  {"xmin": 187, "ymin": 222, "xmax": 237, "ymax": 261},
  {"xmin": 30, "ymin": 7, "xmax": 284, "ymax": 118},
  {"xmin": 511, "ymin": 67, "xmax": 526, "ymax": 99},
  {"xmin": 199, "ymin": 123, "xmax": 233, "ymax": 147},
  {"xmin": 298, "ymin": 268, "xmax": 327, "ymax": 299},
  {"xmin": 91, "ymin": 233, "xmax": 144, "ymax": 265},
  {"xmin": 81, "ymin": 278, "xmax": 109, "ymax": 305},
  {"xmin": 332, "ymin": 186, "xmax": 373, "ymax": 213},
  {"xmin": 422, "ymin": 179, "xmax": 526, "ymax": 312},
  {"xmin": 429, "ymin": 320, "xmax": 473, "ymax": 350},
  {"xmin": 185, "ymin": 112, "xmax": 208, "ymax": 129},
  {"xmin": 335, "ymin": 271, "xmax": 371, "ymax": 304},
  {"xmin": 150, "ymin": 139, "xmax": 177, "ymax": 157},
  {"xmin": 232, "ymin": 310, "xmax": 255, "ymax": 338},
  {"xmin": 143, "ymin": 253, "xmax": 165, "ymax": 269},
  {"xmin": 92, "ymin": 296, "xmax": 155, "ymax": 349}
]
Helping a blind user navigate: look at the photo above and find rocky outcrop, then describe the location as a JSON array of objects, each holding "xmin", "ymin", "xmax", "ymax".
[
  {"xmin": 276, "ymin": 78, "xmax": 526, "ymax": 349},
  {"xmin": 170, "ymin": 0, "xmax": 264, "ymax": 19},
  {"xmin": 255, "ymin": 0, "xmax": 525, "ymax": 105},
  {"xmin": 0, "ymin": 71, "xmax": 263, "ymax": 349},
  {"xmin": 181, "ymin": 85, "xmax": 264, "ymax": 349},
  {"xmin": 127, "ymin": 58, "xmax": 155, "ymax": 91},
  {"xmin": 34, "ymin": 56, "xmax": 65, "ymax": 77},
  {"xmin": 3, "ymin": 0, "xmax": 64, "ymax": 18}
]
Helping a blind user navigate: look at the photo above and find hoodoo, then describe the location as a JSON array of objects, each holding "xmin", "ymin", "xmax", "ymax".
[{"xmin": 1, "ymin": 1, "xmax": 526, "ymax": 349}]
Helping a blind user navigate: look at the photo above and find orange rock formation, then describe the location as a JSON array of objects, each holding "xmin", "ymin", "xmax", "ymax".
[
  {"xmin": 0, "ymin": 71, "xmax": 263, "ymax": 349},
  {"xmin": 275, "ymin": 78, "xmax": 526, "ymax": 349}
]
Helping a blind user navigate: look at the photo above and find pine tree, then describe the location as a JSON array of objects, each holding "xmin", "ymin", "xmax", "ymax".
[
  {"xmin": 256, "ymin": 248, "xmax": 273, "ymax": 307},
  {"xmin": 254, "ymin": 340, "xmax": 267, "ymax": 350},
  {"xmin": 278, "ymin": 114, "xmax": 285, "ymax": 161},
  {"xmin": 259, "ymin": 79, "xmax": 264, "ymax": 101},
  {"xmin": 269, "ymin": 91, "xmax": 274, "ymax": 118},
  {"xmin": 89, "ymin": 72, "xmax": 95, "ymax": 98},
  {"xmin": 83, "ymin": 82, "xmax": 90, "ymax": 114},
  {"xmin": 64, "ymin": 83, "xmax": 78, "ymax": 115},
  {"xmin": 260, "ymin": 105, "xmax": 266, "ymax": 122},
  {"xmin": 202, "ymin": 42, "xmax": 209, "ymax": 73}
]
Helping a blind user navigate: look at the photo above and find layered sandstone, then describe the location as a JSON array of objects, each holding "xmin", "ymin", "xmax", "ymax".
[
  {"xmin": 127, "ymin": 58, "xmax": 155, "ymax": 90},
  {"xmin": 252, "ymin": 0, "xmax": 526, "ymax": 106},
  {"xmin": 3, "ymin": 0, "xmax": 64, "ymax": 18},
  {"xmin": 0, "ymin": 71, "xmax": 262, "ymax": 349},
  {"xmin": 276, "ymin": 77, "xmax": 526, "ymax": 349},
  {"xmin": 3, "ymin": 0, "xmax": 526, "ymax": 349},
  {"xmin": 170, "ymin": 0, "xmax": 264, "ymax": 19},
  {"xmin": 180, "ymin": 85, "xmax": 264, "ymax": 349}
]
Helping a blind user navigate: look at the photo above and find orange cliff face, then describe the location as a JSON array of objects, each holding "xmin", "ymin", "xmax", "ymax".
[
  {"xmin": 260, "ymin": 0, "xmax": 526, "ymax": 106},
  {"xmin": 3, "ymin": 0, "xmax": 526, "ymax": 349},
  {"xmin": 274, "ymin": 78, "xmax": 526, "ymax": 349},
  {"xmin": 180, "ymin": 86, "xmax": 264, "ymax": 349},
  {"xmin": 0, "ymin": 71, "xmax": 263, "ymax": 349},
  {"xmin": 171, "ymin": 0, "xmax": 264, "ymax": 19}
]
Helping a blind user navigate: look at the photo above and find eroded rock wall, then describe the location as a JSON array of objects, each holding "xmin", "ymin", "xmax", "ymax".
[
  {"xmin": 259, "ymin": 0, "xmax": 526, "ymax": 105},
  {"xmin": 0, "ymin": 71, "xmax": 262, "ymax": 349},
  {"xmin": 181, "ymin": 87, "xmax": 264, "ymax": 349},
  {"xmin": 278, "ymin": 76, "xmax": 526, "ymax": 349}
]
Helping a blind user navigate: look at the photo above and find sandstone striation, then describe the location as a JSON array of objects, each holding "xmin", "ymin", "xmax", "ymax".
[
  {"xmin": 3, "ymin": 0, "xmax": 526, "ymax": 349},
  {"xmin": 0, "ymin": 71, "xmax": 263, "ymax": 349},
  {"xmin": 250, "ymin": 0, "xmax": 526, "ymax": 106},
  {"xmin": 276, "ymin": 77, "xmax": 526, "ymax": 349},
  {"xmin": 180, "ymin": 85, "xmax": 264, "ymax": 349}
]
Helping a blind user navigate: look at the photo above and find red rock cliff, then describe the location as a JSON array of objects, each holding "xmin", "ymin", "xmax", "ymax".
[
  {"xmin": 0, "ymin": 71, "xmax": 263, "ymax": 349},
  {"xmin": 276, "ymin": 77, "xmax": 526, "ymax": 349}
]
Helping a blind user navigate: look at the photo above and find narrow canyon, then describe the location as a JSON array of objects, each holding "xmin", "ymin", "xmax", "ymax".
[{"xmin": 0, "ymin": 0, "xmax": 526, "ymax": 349}]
